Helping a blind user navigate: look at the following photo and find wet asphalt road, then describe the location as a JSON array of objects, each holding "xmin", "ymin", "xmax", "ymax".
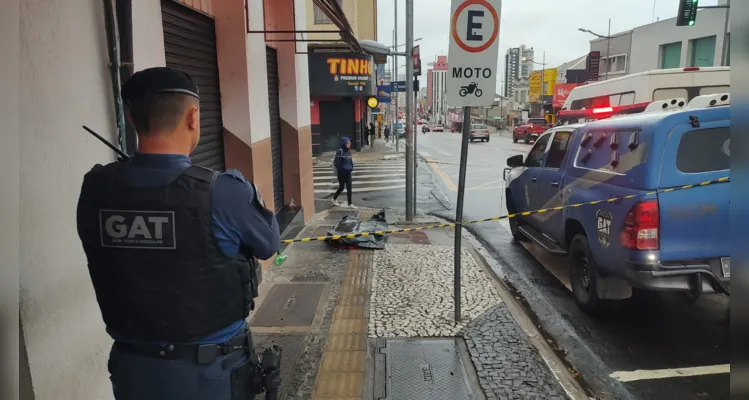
[{"xmin": 417, "ymin": 131, "xmax": 730, "ymax": 400}]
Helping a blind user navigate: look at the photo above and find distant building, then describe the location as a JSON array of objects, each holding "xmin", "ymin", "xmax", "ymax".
[
  {"xmin": 504, "ymin": 45, "xmax": 534, "ymax": 97},
  {"xmin": 426, "ymin": 55, "xmax": 448, "ymax": 122}
]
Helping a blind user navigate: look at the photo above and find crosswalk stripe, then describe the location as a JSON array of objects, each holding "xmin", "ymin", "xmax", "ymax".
[
  {"xmin": 313, "ymin": 178, "xmax": 406, "ymax": 187},
  {"xmin": 314, "ymin": 184, "xmax": 406, "ymax": 194},
  {"xmin": 314, "ymin": 173, "xmax": 405, "ymax": 180}
]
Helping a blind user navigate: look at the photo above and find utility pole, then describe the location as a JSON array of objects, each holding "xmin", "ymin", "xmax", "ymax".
[
  {"xmin": 540, "ymin": 51, "xmax": 545, "ymax": 119},
  {"xmin": 606, "ymin": 18, "xmax": 611, "ymax": 81},
  {"xmin": 721, "ymin": 0, "xmax": 730, "ymax": 66},
  {"xmin": 413, "ymin": 84, "xmax": 418, "ymax": 215},
  {"xmin": 394, "ymin": 1, "xmax": 399, "ymax": 153},
  {"xmin": 404, "ymin": 0, "xmax": 414, "ymax": 221}
]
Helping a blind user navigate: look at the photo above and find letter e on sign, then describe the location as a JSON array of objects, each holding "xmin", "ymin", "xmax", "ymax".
[{"xmin": 447, "ymin": 0, "xmax": 501, "ymax": 107}]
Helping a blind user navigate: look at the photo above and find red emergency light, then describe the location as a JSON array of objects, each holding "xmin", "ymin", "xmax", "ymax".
[{"xmin": 592, "ymin": 107, "xmax": 614, "ymax": 114}]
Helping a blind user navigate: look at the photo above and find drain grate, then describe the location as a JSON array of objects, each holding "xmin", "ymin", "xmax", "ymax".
[
  {"xmin": 291, "ymin": 272, "xmax": 331, "ymax": 282},
  {"xmin": 251, "ymin": 284, "xmax": 326, "ymax": 327},
  {"xmin": 379, "ymin": 339, "xmax": 475, "ymax": 400},
  {"xmin": 252, "ymin": 333, "xmax": 307, "ymax": 400}
]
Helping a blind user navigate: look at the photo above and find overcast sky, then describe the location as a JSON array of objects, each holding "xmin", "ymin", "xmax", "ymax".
[{"xmin": 376, "ymin": 0, "xmax": 723, "ymax": 94}]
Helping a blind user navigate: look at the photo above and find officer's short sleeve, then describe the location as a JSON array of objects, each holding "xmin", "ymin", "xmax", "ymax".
[{"xmin": 213, "ymin": 169, "xmax": 280, "ymax": 260}]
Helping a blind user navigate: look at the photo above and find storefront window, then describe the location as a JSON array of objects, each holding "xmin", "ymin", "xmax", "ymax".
[{"xmin": 314, "ymin": 0, "xmax": 343, "ymax": 25}]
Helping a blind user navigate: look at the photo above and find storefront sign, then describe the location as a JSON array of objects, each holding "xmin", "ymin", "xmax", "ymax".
[
  {"xmin": 529, "ymin": 71, "xmax": 542, "ymax": 103},
  {"xmin": 552, "ymin": 83, "xmax": 580, "ymax": 108},
  {"xmin": 309, "ymin": 53, "xmax": 374, "ymax": 96},
  {"xmin": 377, "ymin": 85, "xmax": 392, "ymax": 103}
]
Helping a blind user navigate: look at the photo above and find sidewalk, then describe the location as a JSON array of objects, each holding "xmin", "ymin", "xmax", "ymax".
[{"xmin": 251, "ymin": 207, "xmax": 584, "ymax": 400}]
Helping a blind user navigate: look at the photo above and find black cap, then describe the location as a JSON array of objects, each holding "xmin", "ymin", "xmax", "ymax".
[{"xmin": 121, "ymin": 67, "xmax": 200, "ymax": 103}]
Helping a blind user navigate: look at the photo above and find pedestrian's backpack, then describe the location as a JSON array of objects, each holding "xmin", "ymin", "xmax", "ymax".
[{"xmin": 331, "ymin": 148, "xmax": 342, "ymax": 175}]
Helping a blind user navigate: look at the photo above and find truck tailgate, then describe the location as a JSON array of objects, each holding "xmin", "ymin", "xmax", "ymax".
[{"xmin": 657, "ymin": 183, "xmax": 730, "ymax": 262}]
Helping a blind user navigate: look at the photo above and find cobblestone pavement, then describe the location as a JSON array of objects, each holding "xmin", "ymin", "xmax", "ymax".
[
  {"xmin": 369, "ymin": 244, "xmax": 501, "ymax": 337},
  {"xmin": 463, "ymin": 303, "xmax": 568, "ymax": 400}
]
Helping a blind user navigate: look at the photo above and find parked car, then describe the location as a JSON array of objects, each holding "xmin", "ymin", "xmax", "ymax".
[
  {"xmin": 513, "ymin": 118, "xmax": 549, "ymax": 144},
  {"xmin": 503, "ymin": 96, "xmax": 730, "ymax": 314},
  {"xmin": 469, "ymin": 124, "xmax": 490, "ymax": 142},
  {"xmin": 432, "ymin": 125, "xmax": 444, "ymax": 132}
]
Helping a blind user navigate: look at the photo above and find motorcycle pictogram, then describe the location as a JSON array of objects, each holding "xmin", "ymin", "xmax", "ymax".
[{"xmin": 459, "ymin": 82, "xmax": 483, "ymax": 98}]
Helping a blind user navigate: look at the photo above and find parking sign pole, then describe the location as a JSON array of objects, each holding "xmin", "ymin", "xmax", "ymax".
[
  {"xmin": 454, "ymin": 105, "xmax": 472, "ymax": 322},
  {"xmin": 446, "ymin": 0, "xmax": 501, "ymax": 323},
  {"xmin": 405, "ymin": 0, "xmax": 414, "ymax": 221}
]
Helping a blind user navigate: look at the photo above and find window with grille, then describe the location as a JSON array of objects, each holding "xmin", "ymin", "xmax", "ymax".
[{"xmin": 314, "ymin": 0, "xmax": 343, "ymax": 25}]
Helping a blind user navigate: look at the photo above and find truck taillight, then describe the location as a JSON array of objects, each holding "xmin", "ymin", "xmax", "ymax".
[{"xmin": 620, "ymin": 199, "xmax": 659, "ymax": 250}]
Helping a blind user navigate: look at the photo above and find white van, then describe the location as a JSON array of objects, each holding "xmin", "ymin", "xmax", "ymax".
[{"xmin": 558, "ymin": 67, "xmax": 729, "ymax": 121}]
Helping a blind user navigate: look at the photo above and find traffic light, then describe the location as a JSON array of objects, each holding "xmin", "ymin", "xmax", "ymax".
[{"xmin": 676, "ymin": 0, "xmax": 699, "ymax": 26}]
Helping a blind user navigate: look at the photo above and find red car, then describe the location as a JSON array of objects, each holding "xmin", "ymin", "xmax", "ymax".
[{"xmin": 512, "ymin": 118, "xmax": 550, "ymax": 144}]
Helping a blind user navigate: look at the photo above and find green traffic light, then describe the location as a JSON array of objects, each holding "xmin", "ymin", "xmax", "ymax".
[{"xmin": 689, "ymin": 20, "xmax": 695, "ymax": 25}]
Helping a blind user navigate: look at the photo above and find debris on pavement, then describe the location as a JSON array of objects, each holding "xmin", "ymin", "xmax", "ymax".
[{"xmin": 327, "ymin": 209, "xmax": 389, "ymax": 249}]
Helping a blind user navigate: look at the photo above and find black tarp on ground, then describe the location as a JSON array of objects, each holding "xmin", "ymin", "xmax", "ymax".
[{"xmin": 327, "ymin": 209, "xmax": 388, "ymax": 249}]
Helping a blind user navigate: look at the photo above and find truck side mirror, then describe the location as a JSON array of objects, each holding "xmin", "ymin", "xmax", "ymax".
[{"xmin": 507, "ymin": 155, "xmax": 523, "ymax": 167}]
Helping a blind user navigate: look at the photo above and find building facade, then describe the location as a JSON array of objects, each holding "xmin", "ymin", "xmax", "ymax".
[
  {"xmin": 589, "ymin": 30, "xmax": 633, "ymax": 81},
  {"xmin": 504, "ymin": 45, "xmax": 533, "ymax": 97},
  {"xmin": 629, "ymin": 7, "xmax": 730, "ymax": 73},
  {"xmin": 427, "ymin": 55, "xmax": 448, "ymax": 123},
  {"xmin": 589, "ymin": 7, "xmax": 730, "ymax": 80},
  {"xmin": 306, "ymin": 0, "xmax": 378, "ymax": 154},
  {"xmin": 12, "ymin": 0, "xmax": 319, "ymax": 398}
]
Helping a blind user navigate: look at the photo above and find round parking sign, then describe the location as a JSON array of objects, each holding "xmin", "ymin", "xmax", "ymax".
[{"xmin": 451, "ymin": 0, "xmax": 500, "ymax": 53}]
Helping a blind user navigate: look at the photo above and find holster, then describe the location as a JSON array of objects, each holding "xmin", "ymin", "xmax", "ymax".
[{"xmin": 229, "ymin": 348, "xmax": 265, "ymax": 400}]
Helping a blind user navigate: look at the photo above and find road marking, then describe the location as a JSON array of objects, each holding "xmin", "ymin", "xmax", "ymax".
[
  {"xmin": 314, "ymin": 184, "xmax": 406, "ymax": 194},
  {"xmin": 428, "ymin": 160, "xmax": 457, "ymax": 191},
  {"xmin": 421, "ymin": 151, "xmax": 431, "ymax": 157},
  {"xmin": 610, "ymin": 364, "xmax": 730, "ymax": 382}
]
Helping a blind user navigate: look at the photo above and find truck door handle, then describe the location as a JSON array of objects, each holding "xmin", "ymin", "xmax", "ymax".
[
  {"xmin": 551, "ymin": 181, "xmax": 559, "ymax": 187},
  {"xmin": 531, "ymin": 177, "xmax": 537, "ymax": 183}
]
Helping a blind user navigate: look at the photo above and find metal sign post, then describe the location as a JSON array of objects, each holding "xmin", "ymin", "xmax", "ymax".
[{"xmin": 446, "ymin": 0, "xmax": 501, "ymax": 323}]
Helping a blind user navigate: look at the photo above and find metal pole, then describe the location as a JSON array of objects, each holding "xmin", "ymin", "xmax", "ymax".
[
  {"xmin": 454, "ymin": 106, "xmax": 471, "ymax": 323},
  {"xmin": 405, "ymin": 0, "xmax": 414, "ymax": 221},
  {"xmin": 413, "ymin": 86, "xmax": 418, "ymax": 215},
  {"xmin": 605, "ymin": 18, "xmax": 611, "ymax": 81},
  {"xmin": 721, "ymin": 0, "xmax": 730, "ymax": 66},
  {"xmin": 540, "ymin": 51, "xmax": 545, "ymax": 119},
  {"xmin": 394, "ymin": 0, "xmax": 399, "ymax": 153}
]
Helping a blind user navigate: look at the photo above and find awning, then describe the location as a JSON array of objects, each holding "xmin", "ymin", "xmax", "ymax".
[{"xmin": 311, "ymin": 0, "xmax": 362, "ymax": 52}]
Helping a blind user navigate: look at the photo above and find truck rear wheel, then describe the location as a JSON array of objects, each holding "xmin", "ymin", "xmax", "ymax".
[
  {"xmin": 524, "ymin": 132, "xmax": 530, "ymax": 144},
  {"xmin": 569, "ymin": 234, "xmax": 605, "ymax": 315}
]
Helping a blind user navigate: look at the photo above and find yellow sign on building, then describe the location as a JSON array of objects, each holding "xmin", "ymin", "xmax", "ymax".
[{"xmin": 529, "ymin": 69, "xmax": 558, "ymax": 103}]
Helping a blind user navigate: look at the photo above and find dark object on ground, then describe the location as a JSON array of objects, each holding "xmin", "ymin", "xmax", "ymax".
[{"xmin": 327, "ymin": 209, "xmax": 388, "ymax": 249}]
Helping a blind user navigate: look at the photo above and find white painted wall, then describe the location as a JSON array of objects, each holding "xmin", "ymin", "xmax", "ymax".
[
  {"xmin": 247, "ymin": 0, "xmax": 272, "ymax": 143},
  {"xmin": 132, "ymin": 0, "xmax": 166, "ymax": 70},
  {"xmin": 294, "ymin": 0, "xmax": 312, "ymax": 128},
  {"xmin": 0, "ymin": 1, "xmax": 20, "ymax": 398},
  {"xmin": 629, "ymin": 8, "xmax": 730, "ymax": 74}
]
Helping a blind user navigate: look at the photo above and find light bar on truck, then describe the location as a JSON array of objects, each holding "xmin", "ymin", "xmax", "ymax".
[{"xmin": 557, "ymin": 102, "xmax": 652, "ymax": 119}]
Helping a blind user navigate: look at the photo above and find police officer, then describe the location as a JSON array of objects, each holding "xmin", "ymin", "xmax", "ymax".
[{"xmin": 76, "ymin": 67, "xmax": 280, "ymax": 400}]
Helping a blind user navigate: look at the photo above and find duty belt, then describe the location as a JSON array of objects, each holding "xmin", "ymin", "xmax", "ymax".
[{"xmin": 115, "ymin": 331, "xmax": 251, "ymax": 367}]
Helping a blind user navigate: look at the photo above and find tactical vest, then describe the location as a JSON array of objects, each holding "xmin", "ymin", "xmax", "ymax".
[{"xmin": 78, "ymin": 163, "xmax": 253, "ymax": 342}]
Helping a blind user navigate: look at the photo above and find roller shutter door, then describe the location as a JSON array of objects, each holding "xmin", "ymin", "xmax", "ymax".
[
  {"xmin": 162, "ymin": 0, "xmax": 225, "ymax": 170},
  {"xmin": 266, "ymin": 47, "xmax": 285, "ymax": 213}
]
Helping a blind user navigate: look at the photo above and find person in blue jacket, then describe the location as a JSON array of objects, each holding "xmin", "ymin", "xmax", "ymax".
[{"xmin": 332, "ymin": 136, "xmax": 356, "ymax": 208}]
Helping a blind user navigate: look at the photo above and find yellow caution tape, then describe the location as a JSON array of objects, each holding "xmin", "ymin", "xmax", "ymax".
[{"xmin": 281, "ymin": 176, "xmax": 730, "ymax": 244}]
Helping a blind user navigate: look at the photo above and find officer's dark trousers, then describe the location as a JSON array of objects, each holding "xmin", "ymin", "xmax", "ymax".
[
  {"xmin": 107, "ymin": 343, "xmax": 246, "ymax": 400},
  {"xmin": 333, "ymin": 171, "xmax": 353, "ymax": 204}
]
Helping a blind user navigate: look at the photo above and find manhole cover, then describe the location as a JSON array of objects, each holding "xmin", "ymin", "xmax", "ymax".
[
  {"xmin": 252, "ymin": 334, "xmax": 307, "ymax": 400},
  {"xmin": 291, "ymin": 272, "xmax": 331, "ymax": 282},
  {"xmin": 379, "ymin": 339, "xmax": 475, "ymax": 400},
  {"xmin": 251, "ymin": 284, "xmax": 326, "ymax": 327}
]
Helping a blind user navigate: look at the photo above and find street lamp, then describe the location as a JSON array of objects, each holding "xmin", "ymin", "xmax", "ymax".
[
  {"xmin": 522, "ymin": 51, "xmax": 547, "ymax": 119},
  {"xmin": 579, "ymin": 19, "xmax": 612, "ymax": 80}
]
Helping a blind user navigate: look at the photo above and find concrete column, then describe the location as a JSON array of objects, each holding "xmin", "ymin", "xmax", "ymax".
[
  {"xmin": 213, "ymin": 0, "xmax": 274, "ymax": 213},
  {"xmin": 266, "ymin": 0, "xmax": 313, "ymax": 218}
]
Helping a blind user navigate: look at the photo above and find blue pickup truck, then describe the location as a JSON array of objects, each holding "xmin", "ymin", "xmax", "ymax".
[{"xmin": 503, "ymin": 97, "xmax": 730, "ymax": 314}]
